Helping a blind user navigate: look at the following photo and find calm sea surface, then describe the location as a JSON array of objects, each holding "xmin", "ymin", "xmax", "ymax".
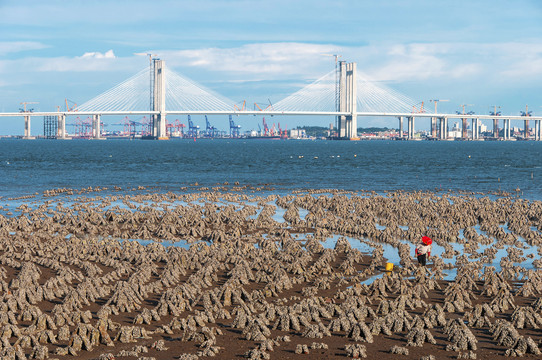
[{"xmin": 0, "ymin": 138, "xmax": 541, "ymax": 200}]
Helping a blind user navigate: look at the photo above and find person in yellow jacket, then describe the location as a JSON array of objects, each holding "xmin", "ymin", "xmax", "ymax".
[{"xmin": 415, "ymin": 236, "xmax": 432, "ymax": 266}]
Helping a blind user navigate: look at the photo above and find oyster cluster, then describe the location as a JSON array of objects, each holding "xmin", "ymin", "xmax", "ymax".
[{"xmin": 0, "ymin": 187, "xmax": 539, "ymax": 359}]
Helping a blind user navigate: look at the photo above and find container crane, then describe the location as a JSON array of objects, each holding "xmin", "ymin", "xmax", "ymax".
[
  {"xmin": 177, "ymin": 121, "xmax": 186, "ymax": 137},
  {"xmin": 121, "ymin": 116, "xmax": 132, "ymax": 137},
  {"xmin": 278, "ymin": 123, "xmax": 288, "ymax": 139},
  {"xmin": 205, "ymin": 115, "xmax": 216, "ymax": 137},
  {"xmin": 262, "ymin": 117, "xmax": 269, "ymax": 136},
  {"xmin": 187, "ymin": 115, "xmax": 199, "ymax": 138},
  {"xmin": 140, "ymin": 116, "xmax": 153, "ymax": 137},
  {"xmin": 229, "ymin": 115, "xmax": 241, "ymax": 138},
  {"xmin": 166, "ymin": 119, "xmax": 185, "ymax": 137},
  {"xmin": 70, "ymin": 116, "xmax": 92, "ymax": 138}
]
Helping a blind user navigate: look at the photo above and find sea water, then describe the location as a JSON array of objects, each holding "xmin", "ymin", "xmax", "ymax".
[{"xmin": 0, "ymin": 138, "xmax": 541, "ymax": 200}]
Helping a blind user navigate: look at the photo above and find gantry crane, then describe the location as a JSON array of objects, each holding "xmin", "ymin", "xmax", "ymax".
[
  {"xmin": 187, "ymin": 115, "xmax": 199, "ymax": 138},
  {"xmin": 278, "ymin": 123, "xmax": 288, "ymax": 139},
  {"xmin": 262, "ymin": 117, "xmax": 269, "ymax": 136},
  {"xmin": 229, "ymin": 115, "xmax": 241, "ymax": 138},
  {"xmin": 205, "ymin": 115, "xmax": 216, "ymax": 137}
]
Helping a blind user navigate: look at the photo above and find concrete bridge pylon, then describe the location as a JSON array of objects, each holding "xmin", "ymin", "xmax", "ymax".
[
  {"xmin": 337, "ymin": 61, "xmax": 358, "ymax": 140},
  {"xmin": 152, "ymin": 59, "xmax": 168, "ymax": 140}
]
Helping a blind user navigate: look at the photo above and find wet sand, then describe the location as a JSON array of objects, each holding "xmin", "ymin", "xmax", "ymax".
[{"xmin": 0, "ymin": 187, "xmax": 541, "ymax": 359}]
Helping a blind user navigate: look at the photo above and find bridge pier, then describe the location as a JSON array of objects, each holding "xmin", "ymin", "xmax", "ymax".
[
  {"xmin": 493, "ymin": 118, "xmax": 499, "ymax": 138},
  {"xmin": 503, "ymin": 119, "xmax": 511, "ymax": 140},
  {"xmin": 535, "ymin": 119, "xmax": 541, "ymax": 141},
  {"xmin": 472, "ymin": 118, "xmax": 479, "ymax": 140},
  {"xmin": 92, "ymin": 115, "xmax": 101, "ymax": 139},
  {"xmin": 524, "ymin": 119, "xmax": 530, "ymax": 140},
  {"xmin": 337, "ymin": 61, "xmax": 358, "ymax": 139},
  {"xmin": 398, "ymin": 116, "xmax": 404, "ymax": 139},
  {"xmin": 431, "ymin": 117, "xmax": 437, "ymax": 138},
  {"xmin": 461, "ymin": 118, "xmax": 468, "ymax": 140},
  {"xmin": 441, "ymin": 117, "xmax": 449, "ymax": 140},
  {"xmin": 23, "ymin": 115, "xmax": 35, "ymax": 139},
  {"xmin": 407, "ymin": 116, "xmax": 415, "ymax": 139},
  {"xmin": 152, "ymin": 59, "xmax": 168, "ymax": 140},
  {"xmin": 57, "ymin": 114, "xmax": 66, "ymax": 139}
]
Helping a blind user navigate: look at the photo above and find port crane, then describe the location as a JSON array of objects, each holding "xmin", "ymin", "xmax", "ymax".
[
  {"xmin": 271, "ymin": 123, "xmax": 277, "ymax": 137},
  {"xmin": 110, "ymin": 116, "xmax": 140, "ymax": 137},
  {"xmin": 278, "ymin": 123, "xmax": 288, "ymax": 139},
  {"xmin": 205, "ymin": 115, "xmax": 216, "ymax": 137},
  {"xmin": 229, "ymin": 115, "xmax": 241, "ymax": 138},
  {"xmin": 187, "ymin": 115, "xmax": 199, "ymax": 138},
  {"xmin": 140, "ymin": 116, "xmax": 153, "ymax": 137},
  {"xmin": 262, "ymin": 117, "xmax": 270, "ymax": 136},
  {"xmin": 121, "ymin": 116, "xmax": 141, "ymax": 137},
  {"xmin": 71, "ymin": 116, "xmax": 93, "ymax": 138},
  {"xmin": 166, "ymin": 119, "xmax": 185, "ymax": 137}
]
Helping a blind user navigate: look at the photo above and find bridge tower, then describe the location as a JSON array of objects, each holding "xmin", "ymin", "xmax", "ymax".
[
  {"xmin": 152, "ymin": 59, "xmax": 168, "ymax": 140},
  {"xmin": 337, "ymin": 61, "xmax": 358, "ymax": 140}
]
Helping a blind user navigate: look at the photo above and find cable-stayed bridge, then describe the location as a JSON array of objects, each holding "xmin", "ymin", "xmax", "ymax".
[{"xmin": 1, "ymin": 59, "xmax": 541, "ymax": 141}]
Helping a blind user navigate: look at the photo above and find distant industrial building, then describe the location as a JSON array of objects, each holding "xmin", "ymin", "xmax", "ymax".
[{"xmin": 290, "ymin": 129, "xmax": 307, "ymax": 139}]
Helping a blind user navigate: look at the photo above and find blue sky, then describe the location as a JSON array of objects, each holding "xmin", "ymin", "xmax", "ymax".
[{"xmin": 1, "ymin": 0, "xmax": 541, "ymax": 135}]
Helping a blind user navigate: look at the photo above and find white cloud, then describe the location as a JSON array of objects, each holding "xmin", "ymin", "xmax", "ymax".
[
  {"xmin": 0, "ymin": 41, "xmax": 48, "ymax": 56},
  {"xmin": 159, "ymin": 43, "xmax": 340, "ymax": 81},
  {"xmin": 350, "ymin": 42, "xmax": 542, "ymax": 84},
  {"xmin": 152, "ymin": 41, "xmax": 542, "ymax": 88},
  {"xmin": 35, "ymin": 50, "xmax": 122, "ymax": 72},
  {"xmin": 78, "ymin": 50, "xmax": 116, "ymax": 59}
]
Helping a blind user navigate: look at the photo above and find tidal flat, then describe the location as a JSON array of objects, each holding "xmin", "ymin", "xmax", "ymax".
[{"xmin": 0, "ymin": 186, "xmax": 541, "ymax": 359}]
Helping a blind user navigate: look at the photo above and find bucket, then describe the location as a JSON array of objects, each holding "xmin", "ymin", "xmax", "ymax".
[{"xmin": 385, "ymin": 262, "xmax": 394, "ymax": 272}]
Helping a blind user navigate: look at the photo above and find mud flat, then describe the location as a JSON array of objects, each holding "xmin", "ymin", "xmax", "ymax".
[{"xmin": 0, "ymin": 187, "xmax": 541, "ymax": 359}]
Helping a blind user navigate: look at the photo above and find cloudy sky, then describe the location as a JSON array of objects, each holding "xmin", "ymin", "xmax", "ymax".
[{"xmin": 1, "ymin": 0, "xmax": 541, "ymax": 134}]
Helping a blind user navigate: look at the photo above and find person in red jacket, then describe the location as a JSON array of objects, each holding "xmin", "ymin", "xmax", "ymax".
[{"xmin": 415, "ymin": 236, "xmax": 432, "ymax": 266}]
